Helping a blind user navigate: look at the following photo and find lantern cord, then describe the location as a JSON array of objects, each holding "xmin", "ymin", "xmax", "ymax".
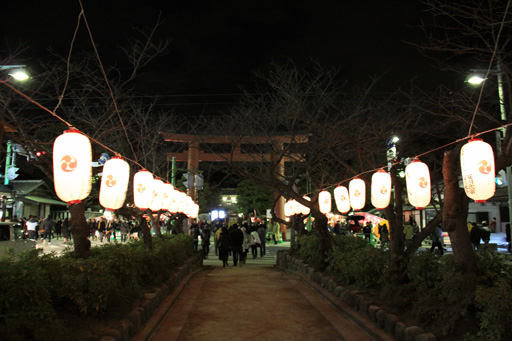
[
  {"xmin": 467, "ymin": 0, "xmax": 511, "ymax": 137},
  {"xmin": 77, "ymin": 0, "xmax": 138, "ymax": 162}
]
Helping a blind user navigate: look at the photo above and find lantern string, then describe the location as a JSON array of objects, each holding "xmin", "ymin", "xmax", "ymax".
[
  {"xmin": 467, "ymin": 0, "xmax": 511, "ymax": 137},
  {"xmin": 77, "ymin": 0, "xmax": 138, "ymax": 162}
]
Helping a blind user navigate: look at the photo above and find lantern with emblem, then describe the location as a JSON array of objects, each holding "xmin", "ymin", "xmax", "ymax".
[
  {"xmin": 133, "ymin": 170, "xmax": 154, "ymax": 209},
  {"xmin": 349, "ymin": 178, "xmax": 366, "ymax": 211},
  {"xmin": 53, "ymin": 129, "xmax": 92, "ymax": 204},
  {"xmin": 159, "ymin": 183, "xmax": 174, "ymax": 211},
  {"xmin": 99, "ymin": 157, "xmax": 130, "ymax": 210},
  {"xmin": 334, "ymin": 186, "xmax": 351, "ymax": 213},
  {"xmin": 405, "ymin": 159, "xmax": 431, "ymax": 209},
  {"xmin": 371, "ymin": 169, "xmax": 391, "ymax": 210},
  {"xmin": 149, "ymin": 179, "xmax": 165, "ymax": 211},
  {"xmin": 460, "ymin": 138, "xmax": 495, "ymax": 202},
  {"xmin": 318, "ymin": 190, "xmax": 332, "ymax": 214}
]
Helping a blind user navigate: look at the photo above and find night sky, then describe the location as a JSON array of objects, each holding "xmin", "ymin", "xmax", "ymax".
[{"xmin": 1, "ymin": 0, "xmax": 442, "ymax": 109}]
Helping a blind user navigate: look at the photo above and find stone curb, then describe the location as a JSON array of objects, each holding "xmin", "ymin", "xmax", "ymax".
[
  {"xmin": 276, "ymin": 250, "xmax": 436, "ymax": 341},
  {"xmin": 99, "ymin": 251, "xmax": 204, "ymax": 341}
]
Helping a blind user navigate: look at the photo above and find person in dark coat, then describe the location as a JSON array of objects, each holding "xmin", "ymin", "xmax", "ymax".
[
  {"xmin": 506, "ymin": 223, "xmax": 511, "ymax": 253},
  {"xmin": 229, "ymin": 224, "xmax": 244, "ymax": 266},
  {"xmin": 201, "ymin": 224, "xmax": 211, "ymax": 259},
  {"xmin": 469, "ymin": 222, "xmax": 482, "ymax": 250},
  {"xmin": 218, "ymin": 227, "xmax": 231, "ymax": 267},
  {"xmin": 42, "ymin": 216, "xmax": 54, "ymax": 244},
  {"xmin": 54, "ymin": 218, "xmax": 62, "ymax": 240},
  {"xmin": 257, "ymin": 223, "xmax": 267, "ymax": 257},
  {"xmin": 62, "ymin": 217, "xmax": 70, "ymax": 243}
]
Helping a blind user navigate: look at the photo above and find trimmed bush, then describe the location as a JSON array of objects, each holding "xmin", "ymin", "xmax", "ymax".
[{"xmin": 0, "ymin": 234, "xmax": 194, "ymax": 340}]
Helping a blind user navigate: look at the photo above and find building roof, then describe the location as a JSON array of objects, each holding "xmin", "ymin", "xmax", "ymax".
[{"xmin": 11, "ymin": 180, "xmax": 45, "ymax": 195}]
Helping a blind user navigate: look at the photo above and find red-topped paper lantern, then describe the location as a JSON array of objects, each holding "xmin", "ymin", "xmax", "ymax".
[
  {"xmin": 371, "ymin": 170, "xmax": 391, "ymax": 210},
  {"xmin": 318, "ymin": 190, "xmax": 332, "ymax": 214},
  {"xmin": 53, "ymin": 129, "xmax": 92, "ymax": 204},
  {"xmin": 133, "ymin": 170, "xmax": 154, "ymax": 209},
  {"xmin": 349, "ymin": 178, "xmax": 366, "ymax": 211},
  {"xmin": 334, "ymin": 186, "xmax": 350, "ymax": 213},
  {"xmin": 284, "ymin": 200, "xmax": 295, "ymax": 217},
  {"xmin": 99, "ymin": 157, "xmax": 130, "ymax": 210},
  {"xmin": 405, "ymin": 159, "xmax": 431, "ymax": 209},
  {"xmin": 460, "ymin": 138, "xmax": 495, "ymax": 202}
]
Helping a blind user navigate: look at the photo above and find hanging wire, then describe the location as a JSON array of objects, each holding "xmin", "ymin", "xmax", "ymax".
[{"xmin": 467, "ymin": 0, "xmax": 511, "ymax": 137}]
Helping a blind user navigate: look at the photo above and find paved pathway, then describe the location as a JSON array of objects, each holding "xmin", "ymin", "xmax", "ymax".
[{"xmin": 134, "ymin": 245, "xmax": 392, "ymax": 341}]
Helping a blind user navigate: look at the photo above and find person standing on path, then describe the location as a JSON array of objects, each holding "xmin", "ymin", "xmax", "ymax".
[
  {"xmin": 430, "ymin": 225, "xmax": 444, "ymax": 255},
  {"xmin": 229, "ymin": 224, "xmax": 244, "ymax": 266},
  {"xmin": 257, "ymin": 223, "xmax": 266, "ymax": 257},
  {"xmin": 42, "ymin": 216, "xmax": 54, "ymax": 245},
  {"xmin": 250, "ymin": 228, "xmax": 261, "ymax": 259},
  {"xmin": 62, "ymin": 218, "xmax": 70, "ymax": 243},
  {"xmin": 201, "ymin": 224, "xmax": 211, "ymax": 259},
  {"xmin": 218, "ymin": 227, "xmax": 231, "ymax": 267}
]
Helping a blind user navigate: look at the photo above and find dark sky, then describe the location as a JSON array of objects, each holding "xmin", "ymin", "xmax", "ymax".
[{"xmin": 1, "ymin": 0, "xmax": 443, "ymax": 110}]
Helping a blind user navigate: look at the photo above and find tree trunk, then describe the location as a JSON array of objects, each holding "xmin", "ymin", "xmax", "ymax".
[
  {"xmin": 139, "ymin": 214, "xmax": 153, "ymax": 249},
  {"xmin": 69, "ymin": 201, "xmax": 91, "ymax": 259},
  {"xmin": 312, "ymin": 210, "xmax": 332, "ymax": 266},
  {"xmin": 442, "ymin": 150, "xmax": 475, "ymax": 273}
]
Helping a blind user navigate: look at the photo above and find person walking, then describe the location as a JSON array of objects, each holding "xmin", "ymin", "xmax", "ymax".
[
  {"xmin": 97, "ymin": 217, "xmax": 106, "ymax": 242},
  {"xmin": 229, "ymin": 224, "xmax": 244, "ymax": 267},
  {"xmin": 404, "ymin": 222, "xmax": 414, "ymax": 247},
  {"xmin": 218, "ymin": 227, "xmax": 231, "ymax": 267},
  {"xmin": 241, "ymin": 226, "xmax": 251, "ymax": 265},
  {"xmin": 379, "ymin": 223, "xmax": 389, "ymax": 249},
  {"xmin": 430, "ymin": 225, "xmax": 444, "ymax": 255},
  {"xmin": 42, "ymin": 216, "xmax": 54, "ymax": 245},
  {"xmin": 201, "ymin": 224, "xmax": 211, "ymax": 259},
  {"xmin": 26, "ymin": 215, "xmax": 38, "ymax": 241},
  {"xmin": 54, "ymin": 218, "xmax": 62, "ymax": 240},
  {"xmin": 257, "ymin": 223, "xmax": 267, "ymax": 257},
  {"xmin": 62, "ymin": 217, "xmax": 70, "ymax": 243},
  {"xmin": 250, "ymin": 228, "xmax": 261, "ymax": 259},
  {"xmin": 190, "ymin": 222, "xmax": 200, "ymax": 251},
  {"xmin": 470, "ymin": 222, "xmax": 482, "ymax": 250},
  {"xmin": 120, "ymin": 219, "xmax": 129, "ymax": 243},
  {"xmin": 215, "ymin": 225, "xmax": 222, "ymax": 256}
]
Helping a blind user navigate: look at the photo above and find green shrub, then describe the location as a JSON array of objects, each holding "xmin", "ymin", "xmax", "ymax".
[
  {"xmin": 297, "ymin": 234, "xmax": 324, "ymax": 270},
  {"xmin": 327, "ymin": 235, "xmax": 387, "ymax": 289}
]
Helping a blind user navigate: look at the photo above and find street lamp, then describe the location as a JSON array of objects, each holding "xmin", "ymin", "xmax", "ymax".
[
  {"xmin": 0, "ymin": 65, "xmax": 29, "ymax": 81},
  {"xmin": 468, "ymin": 65, "xmax": 512, "ymax": 228}
]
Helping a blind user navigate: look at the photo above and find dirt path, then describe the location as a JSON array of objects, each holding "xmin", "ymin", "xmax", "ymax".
[{"xmin": 134, "ymin": 263, "xmax": 392, "ymax": 341}]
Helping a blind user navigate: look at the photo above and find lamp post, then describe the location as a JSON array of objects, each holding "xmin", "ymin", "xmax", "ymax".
[
  {"xmin": 468, "ymin": 65, "xmax": 512, "ymax": 228},
  {"xmin": 0, "ymin": 65, "xmax": 29, "ymax": 81}
]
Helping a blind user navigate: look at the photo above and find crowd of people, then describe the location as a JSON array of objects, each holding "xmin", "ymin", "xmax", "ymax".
[{"xmin": 190, "ymin": 220, "xmax": 268, "ymax": 267}]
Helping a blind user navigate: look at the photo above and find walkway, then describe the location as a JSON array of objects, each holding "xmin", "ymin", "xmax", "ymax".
[{"xmin": 133, "ymin": 244, "xmax": 392, "ymax": 341}]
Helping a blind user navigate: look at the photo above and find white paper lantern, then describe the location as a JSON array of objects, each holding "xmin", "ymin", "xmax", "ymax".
[
  {"xmin": 349, "ymin": 178, "xmax": 366, "ymax": 211},
  {"xmin": 371, "ymin": 170, "xmax": 391, "ymax": 210},
  {"xmin": 149, "ymin": 179, "xmax": 165, "ymax": 211},
  {"xmin": 133, "ymin": 170, "xmax": 154, "ymax": 209},
  {"xmin": 53, "ymin": 129, "xmax": 92, "ymax": 204},
  {"xmin": 301, "ymin": 196, "xmax": 311, "ymax": 215},
  {"xmin": 284, "ymin": 200, "xmax": 294, "ymax": 217},
  {"xmin": 334, "ymin": 186, "xmax": 351, "ymax": 213},
  {"xmin": 189, "ymin": 203, "xmax": 199, "ymax": 219},
  {"xmin": 160, "ymin": 183, "xmax": 174, "ymax": 211},
  {"xmin": 318, "ymin": 190, "xmax": 332, "ymax": 214},
  {"xmin": 460, "ymin": 138, "xmax": 496, "ymax": 202},
  {"xmin": 99, "ymin": 157, "xmax": 130, "ymax": 210},
  {"xmin": 405, "ymin": 159, "xmax": 431, "ymax": 209}
]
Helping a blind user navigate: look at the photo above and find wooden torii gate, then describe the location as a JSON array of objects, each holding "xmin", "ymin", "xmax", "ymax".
[{"xmin": 160, "ymin": 132, "xmax": 308, "ymax": 239}]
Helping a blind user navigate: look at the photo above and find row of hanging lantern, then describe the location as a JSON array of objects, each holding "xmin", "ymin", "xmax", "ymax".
[
  {"xmin": 285, "ymin": 137, "xmax": 496, "ymax": 215},
  {"xmin": 53, "ymin": 129, "xmax": 199, "ymax": 219}
]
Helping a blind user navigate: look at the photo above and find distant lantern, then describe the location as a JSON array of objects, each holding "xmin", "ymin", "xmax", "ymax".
[
  {"xmin": 99, "ymin": 157, "xmax": 130, "ymax": 210},
  {"xmin": 53, "ymin": 129, "xmax": 92, "ymax": 204},
  {"xmin": 405, "ymin": 159, "xmax": 431, "ymax": 209},
  {"xmin": 133, "ymin": 170, "xmax": 154, "ymax": 209},
  {"xmin": 160, "ymin": 183, "xmax": 174, "ymax": 211},
  {"xmin": 284, "ymin": 200, "xmax": 295, "ymax": 217},
  {"xmin": 460, "ymin": 138, "xmax": 495, "ymax": 202},
  {"xmin": 334, "ymin": 186, "xmax": 351, "ymax": 213},
  {"xmin": 371, "ymin": 170, "xmax": 391, "ymax": 210},
  {"xmin": 301, "ymin": 196, "xmax": 311, "ymax": 215},
  {"xmin": 349, "ymin": 178, "xmax": 366, "ymax": 211},
  {"xmin": 318, "ymin": 190, "xmax": 332, "ymax": 214},
  {"xmin": 149, "ymin": 179, "xmax": 165, "ymax": 211}
]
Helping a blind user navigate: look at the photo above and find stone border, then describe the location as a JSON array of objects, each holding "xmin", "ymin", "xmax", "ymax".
[
  {"xmin": 276, "ymin": 250, "xmax": 437, "ymax": 341},
  {"xmin": 99, "ymin": 251, "xmax": 204, "ymax": 341}
]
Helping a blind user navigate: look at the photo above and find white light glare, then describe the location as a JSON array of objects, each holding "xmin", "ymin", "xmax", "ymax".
[{"xmin": 467, "ymin": 75, "xmax": 485, "ymax": 85}]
